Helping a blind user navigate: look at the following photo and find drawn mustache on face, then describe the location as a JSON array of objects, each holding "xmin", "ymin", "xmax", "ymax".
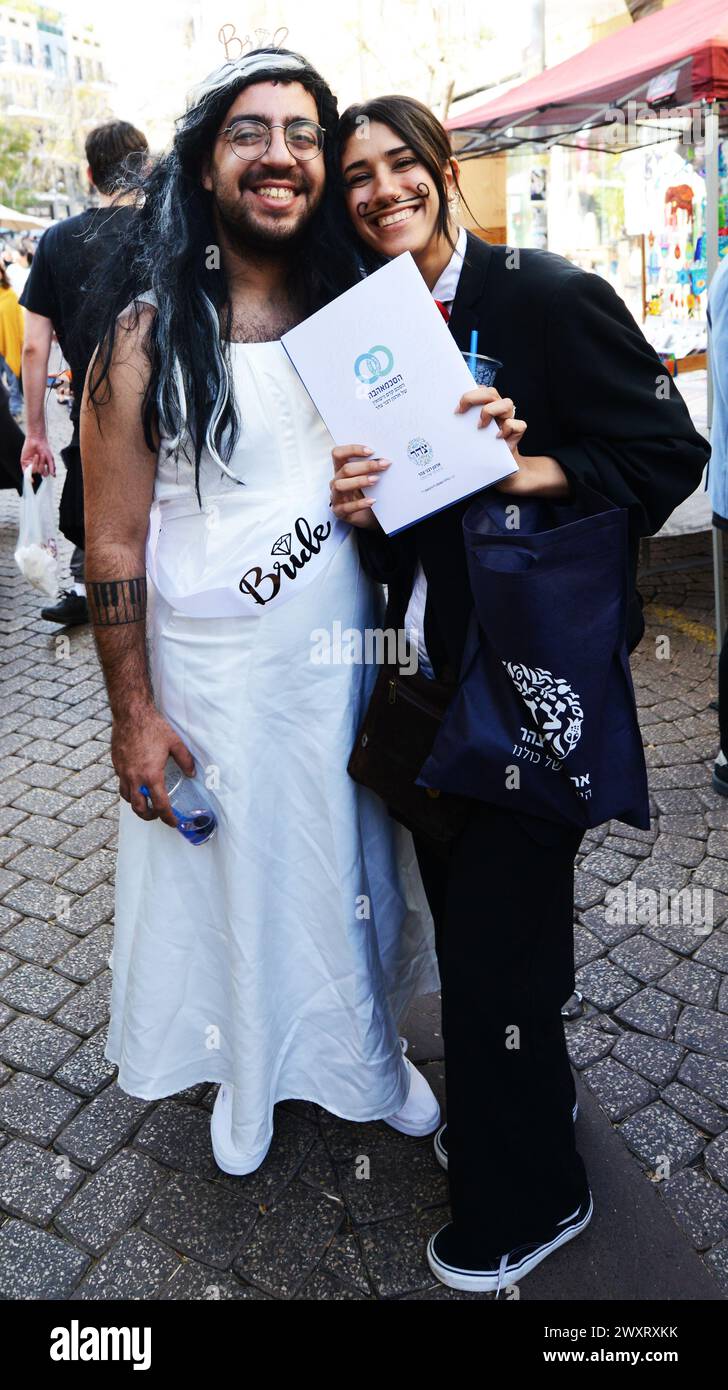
[{"xmin": 358, "ymin": 182, "xmax": 431, "ymax": 221}]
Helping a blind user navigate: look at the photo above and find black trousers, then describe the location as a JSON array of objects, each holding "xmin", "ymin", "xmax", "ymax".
[{"xmin": 414, "ymin": 801, "xmax": 590, "ymax": 1257}]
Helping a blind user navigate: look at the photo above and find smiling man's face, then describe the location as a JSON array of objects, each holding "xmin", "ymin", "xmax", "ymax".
[{"xmin": 201, "ymin": 79, "xmax": 326, "ymax": 251}]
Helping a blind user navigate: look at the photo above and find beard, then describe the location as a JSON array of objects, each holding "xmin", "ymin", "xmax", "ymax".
[{"xmin": 211, "ymin": 169, "xmax": 323, "ymax": 256}]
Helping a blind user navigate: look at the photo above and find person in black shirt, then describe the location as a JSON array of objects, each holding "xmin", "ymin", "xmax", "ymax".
[{"xmin": 19, "ymin": 120, "xmax": 149, "ymax": 626}]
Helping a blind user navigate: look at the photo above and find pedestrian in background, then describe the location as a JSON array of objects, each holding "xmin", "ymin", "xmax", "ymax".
[
  {"xmin": 19, "ymin": 119, "xmax": 149, "ymax": 627},
  {"xmin": 0, "ymin": 262, "xmax": 23, "ymax": 420}
]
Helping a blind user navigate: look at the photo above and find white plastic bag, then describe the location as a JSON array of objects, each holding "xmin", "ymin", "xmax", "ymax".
[{"xmin": 14, "ymin": 468, "xmax": 60, "ymax": 598}]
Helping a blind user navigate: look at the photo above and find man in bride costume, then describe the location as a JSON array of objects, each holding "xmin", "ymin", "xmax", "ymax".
[{"xmin": 80, "ymin": 46, "xmax": 439, "ymax": 1174}]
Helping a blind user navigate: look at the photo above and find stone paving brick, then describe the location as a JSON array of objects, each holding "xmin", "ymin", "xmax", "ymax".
[
  {"xmin": 233, "ymin": 1182, "xmax": 344, "ymax": 1298},
  {"xmin": 578, "ymin": 903, "xmax": 636, "ymax": 947},
  {"xmin": 157, "ymin": 1260, "xmax": 269, "ymax": 1300},
  {"xmin": 0, "ymin": 1137, "xmax": 84, "ymax": 1223},
  {"xmin": 651, "ymin": 834, "xmax": 705, "ymax": 867},
  {"xmin": 573, "ymin": 923, "xmax": 604, "ymax": 968},
  {"xmin": 54, "ymin": 925, "xmax": 113, "ymax": 983},
  {"xmin": 319, "ymin": 1229, "xmax": 372, "ymax": 1295},
  {"xmin": 609, "ymin": 935, "xmax": 680, "ymax": 984},
  {"xmin": 7, "ymin": 814, "xmax": 74, "ymax": 849},
  {"xmin": 8, "ymin": 787, "xmax": 73, "ymax": 817},
  {"xmin": 59, "ymin": 821, "xmax": 115, "ymax": 859},
  {"xmin": 0, "ymin": 1015, "xmax": 79, "ymax": 1076},
  {"xmin": 55, "ymin": 1148, "xmax": 166, "ymax": 1255},
  {"xmin": 575, "ymin": 958, "xmax": 639, "ymax": 1010},
  {"xmin": 53, "ymin": 1029, "xmax": 117, "ymax": 1097},
  {"xmin": 1, "ymin": 878, "xmax": 75, "ymax": 925},
  {"xmin": 614, "ymin": 986, "xmax": 683, "ymax": 1039},
  {"xmin": 0, "ymin": 865, "xmax": 23, "ymax": 898},
  {"xmin": 56, "ymin": 849, "xmax": 115, "ymax": 894},
  {"xmin": 51, "ymin": 973, "xmax": 112, "ymax": 1036},
  {"xmin": 57, "ymin": 795, "xmax": 119, "ymax": 830},
  {"xmin": 694, "ymin": 930, "xmax": 728, "ymax": 972},
  {"xmin": 581, "ymin": 1056, "xmax": 658, "ymax": 1121},
  {"xmin": 75, "ymin": 1230, "xmax": 182, "ymax": 1300},
  {"xmin": 0, "ymin": 1217, "xmax": 90, "ymax": 1298},
  {"xmin": 618, "ymin": 1099, "xmax": 705, "ymax": 1171},
  {"xmin": 677, "ymin": 1054, "xmax": 728, "ymax": 1110},
  {"xmin": 705, "ymin": 1240, "xmax": 728, "ymax": 1295},
  {"xmin": 659, "ymin": 959, "xmax": 720, "ymax": 1007},
  {"xmin": 572, "ymin": 872, "xmax": 606, "ymax": 911},
  {"xmin": 632, "ymin": 860, "xmax": 691, "ymax": 892},
  {"xmin": 0, "ymin": 807, "xmax": 28, "ymax": 836},
  {"xmin": 0, "ymin": 961, "xmax": 76, "ymax": 1017},
  {"xmin": 661, "ymin": 1168, "xmax": 728, "ymax": 1251},
  {"xmin": 335, "ymin": 1138, "xmax": 448, "ymax": 1226},
  {"xmin": 3, "ymin": 844, "xmax": 75, "ymax": 884},
  {"xmin": 66, "ymin": 882, "xmax": 115, "ymax": 933},
  {"xmin": 0, "ymin": 1070, "xmax": 82, "ymax": 1143},
  {"xmin": 610, "ymin": 1032, "xmax": 684, "ymax": 1086},
  {"xmin": 16, "ymin": 762, "xmax": 71, "ymax": 791},
  {"xmin": 661, "ymin": 1082, "xmax": 728, "ymax": 1137},
  {"xmin": 704, "ymin": 1132, "xmax": 728, "ymax": 1192},
  {"xmin": 55, "ymin": 766, "xmax": 112, "ymax": 799},
  {"xmin": 357, "ymin": 1207, "xmax": 447, "ymax": 1299},
  {"xmin": 54, "ymin": 1083, "xmax": 154, "ymax": 1170},
  {"xmin": 578, "ymin": 849, "xmax": 636, "ymax": 885},
  {"xmin": 693, "ymin": 858, "xmax": 728, "ymax": 894},
  {"xmin": 674, "ymin": 1006, "xmax": 728, "ymax": 1061},
  {"xmin": 601, "ymin": 835, "xmax": 653, "ymax": 859},
  {"xmin": 133, "ymin": 1099, "xmax": 221, "ymax": 1181},
  {"xmin": 142, "ymin": 1172, "xmax": 258, "ymax": 1270}
]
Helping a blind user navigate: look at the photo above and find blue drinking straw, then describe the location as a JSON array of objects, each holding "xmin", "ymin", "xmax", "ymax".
[{"xmin": 468, "ymin": 328, "xmax": 478, "ymax": 377}]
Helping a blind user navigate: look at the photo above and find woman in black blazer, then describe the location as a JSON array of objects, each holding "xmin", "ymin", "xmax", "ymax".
[{"xmin": 331, "ymin": 95, "xmax": 710, "ymax": 1294}]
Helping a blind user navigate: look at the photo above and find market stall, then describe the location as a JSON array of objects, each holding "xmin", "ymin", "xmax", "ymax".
[{"xmin": 446, "ymin": 0, "xmax": 728, "ymax": 639}]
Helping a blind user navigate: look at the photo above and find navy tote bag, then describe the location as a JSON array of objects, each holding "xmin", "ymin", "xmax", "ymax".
[{"xmin": 417, "ymin": 483, "xmax": 651, "ymax": 831}]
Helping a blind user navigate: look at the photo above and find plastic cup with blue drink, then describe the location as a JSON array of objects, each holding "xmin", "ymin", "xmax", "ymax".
[
  {"xmin": 139, "ymin": 755, "xmax": 217, "ymax": 846},
  {"xmin": 462, "ymin": 328, "xmax": 502, "ymax": 386}
]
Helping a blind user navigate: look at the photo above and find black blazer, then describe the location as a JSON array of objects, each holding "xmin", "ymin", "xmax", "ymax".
[
  {"xmin": 357, "ymin": 234, "xmax": 711, "ymax": 847},
  {"xmin": 359, "ymin": 232, "xmax": 710, "ymax": 675}
]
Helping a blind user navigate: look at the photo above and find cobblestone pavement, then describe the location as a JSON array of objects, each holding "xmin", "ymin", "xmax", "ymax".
[{"xmin": 0, "ymin": 393, "xmax": 727, "ymax": 1300}]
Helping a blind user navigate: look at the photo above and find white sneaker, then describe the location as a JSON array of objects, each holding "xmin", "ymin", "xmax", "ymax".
[
  {"xmin": 383, "ymin": 1056, "xmax": 441, "ymax": 1137},
  {"xmin": 210, "ymin": 1082, "xmax": 270, "ymax": 1176}
]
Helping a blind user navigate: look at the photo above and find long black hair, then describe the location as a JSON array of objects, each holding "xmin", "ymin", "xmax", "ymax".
[
  {"xmin": 87, "ymin": 47, "xmax": 371, "ymax": 502},
  {"xmin": 335, "ymin": 94, "xmax": 479, "ymax": 257}
]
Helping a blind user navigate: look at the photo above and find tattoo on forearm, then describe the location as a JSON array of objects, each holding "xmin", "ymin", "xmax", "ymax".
[{"xmin": 87, "ymin": 577, "xmax": 147, "ymax": 625}]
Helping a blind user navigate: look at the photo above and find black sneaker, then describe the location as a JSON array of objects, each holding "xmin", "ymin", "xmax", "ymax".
[
  {"xmin": 712, "ymin": 750, "xmax": 728, "ymax": 797},
  {"xmin": 427, "ymin": 1190, "xmax": 593, "ymax": 1294},
  {"xmin": 433, "ymin": 1099, "xmax": 579, "ymax": 1172},
  {"xmin": 40, "ymin": 589, "xmax": 89, "ymax": 626}
]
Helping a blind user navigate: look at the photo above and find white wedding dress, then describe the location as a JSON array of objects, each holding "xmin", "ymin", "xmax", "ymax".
[{"xmin": 105, "ymin": 328, "xmax": 439, "ymax": 1171}]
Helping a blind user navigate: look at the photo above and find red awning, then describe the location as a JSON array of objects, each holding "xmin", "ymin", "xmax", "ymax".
[{"xmin": 446, "ymin": 0, "xmax": 728, "ymax": 135}]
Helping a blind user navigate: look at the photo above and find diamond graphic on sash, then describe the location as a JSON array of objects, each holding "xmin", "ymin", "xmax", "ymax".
[{"xmin": 271, "ymin": 533, "xmax": 292, "ymax": 556}]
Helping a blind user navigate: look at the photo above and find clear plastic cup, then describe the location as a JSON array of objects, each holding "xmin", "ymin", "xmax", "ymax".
[
  {"xmin": 462, "ymin": 351, "xmax": 502, "ymax": 387},
  {"xmin": 139, "ymin": 755, "xmax": 217, "ymax": 846}
]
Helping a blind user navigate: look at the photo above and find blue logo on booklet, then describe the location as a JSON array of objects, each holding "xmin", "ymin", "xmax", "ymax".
[{"xmin": 354, "ymin": 345, "xmax": 394, "ymax": 384}]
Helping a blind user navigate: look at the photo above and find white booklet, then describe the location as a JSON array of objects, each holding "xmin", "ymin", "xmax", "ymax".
[{"xmin": 281, "ymin": 251, "xmax": 518, "ymax": 535}]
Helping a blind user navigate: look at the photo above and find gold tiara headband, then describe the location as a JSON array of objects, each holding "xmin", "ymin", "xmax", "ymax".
[{"xmin": 218, "ymin": 25, "xmax": 290, "ymax": 61}]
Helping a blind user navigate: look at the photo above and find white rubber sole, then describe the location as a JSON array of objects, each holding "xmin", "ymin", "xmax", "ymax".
[
  {"xmin": 433, "ymin": 1100, "xmax": 579, "ymax": 1172},
  {"xmin": 426, "ymin": 1193, "xmax": 594, "ymax": 1292}
]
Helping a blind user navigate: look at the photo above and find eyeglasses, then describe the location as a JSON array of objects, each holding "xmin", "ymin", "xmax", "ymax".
[{"xmin": 218, "ymin": 119, "xmax": 325, "ymax": 162}]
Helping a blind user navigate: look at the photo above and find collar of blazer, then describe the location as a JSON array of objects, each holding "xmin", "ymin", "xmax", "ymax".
[{"xmin": 446, "ymin": 229, "xmax": 494, "ymax": 353}]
